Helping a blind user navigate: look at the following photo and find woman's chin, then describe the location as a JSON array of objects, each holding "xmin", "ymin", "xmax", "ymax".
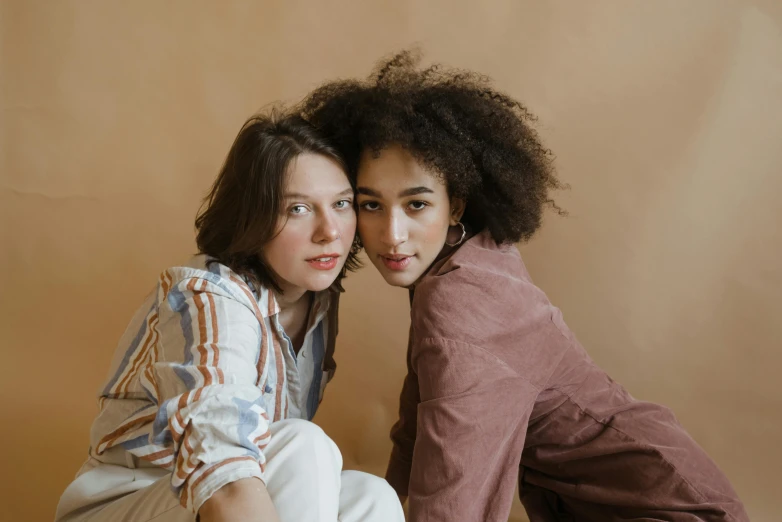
[{"xmin": 377, "ymin": 267, "xmax": 421, "ymax": 288}]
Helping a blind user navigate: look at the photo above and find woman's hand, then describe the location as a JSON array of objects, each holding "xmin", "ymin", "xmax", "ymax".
[{"xmin": 198, "ymin": 477, "xmax": 280, "ymax": 522}]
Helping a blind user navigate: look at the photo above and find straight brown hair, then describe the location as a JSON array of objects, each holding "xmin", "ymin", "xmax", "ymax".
[{"xmin": 195, "ymin": 108, "xmax": 360, "ymax": 294}]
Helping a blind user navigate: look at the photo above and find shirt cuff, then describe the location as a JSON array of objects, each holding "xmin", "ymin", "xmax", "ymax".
[
  {"xmin": 385, "ymin": 448, "xmax": 412, "ymax": 497},
  {"xmin": 187, "ymin": 457, "xmax": 264, "ymax": 513}
]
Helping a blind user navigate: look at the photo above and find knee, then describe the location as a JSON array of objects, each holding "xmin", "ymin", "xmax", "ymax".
[
  {"xmin": 363, "ymin": 474, "xmax": 399, "ymax": 506},
  {"xmin": 272, "ymin": 419, "xmax": 341, "ymax": 458},
  {"xmin": 342, "ymin": 471, "xmax": 405, "ymax": 520},
  {"xmin": 362, "ymin": 472, "xmax": 397, "ymax": 499},
  {"xmin": 275, "ymin": 418, "xmax": 327, "ymax": 441}
]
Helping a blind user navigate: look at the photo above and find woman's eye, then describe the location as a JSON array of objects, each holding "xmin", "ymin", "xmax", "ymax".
[
  {"xmin": 289, "ymin": 205, "xmax": 308, "ymax": 215},
  {"xmin": 334, "ymin": 199, "xmax": 353, "ymax": 210},
  {"xmin": 359, "ymin": 201, "xmax": 380, "ymax": 211},
  {"xmin": 409, "ymin": 200, "xmax": 428, "ymax": 211}
]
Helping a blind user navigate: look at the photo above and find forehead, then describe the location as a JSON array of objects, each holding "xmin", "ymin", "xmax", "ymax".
[
  {"xmin": 357, "ymin": 146, "xmax": 445, "ymax": 195},
  {"xmin": 286, "ymin": 153, "xmax": 350, "ymax": 194}
]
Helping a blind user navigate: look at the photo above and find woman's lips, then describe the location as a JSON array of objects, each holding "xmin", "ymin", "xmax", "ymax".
[
  {"xmin": 307, "ymin": 254, "xmax": 340, "ymax": 271},
  {"xmin": 381, "ymin": 254, "xmax": 413, "ymax": 271}
]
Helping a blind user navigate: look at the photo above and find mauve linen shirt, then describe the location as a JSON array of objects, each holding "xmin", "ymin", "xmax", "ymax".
[{"xmin": 385, "ymin": 231, "xmax": 748, "ymax": 522}]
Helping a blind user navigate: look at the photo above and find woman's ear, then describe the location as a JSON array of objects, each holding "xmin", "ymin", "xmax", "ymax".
[{"xmin": 449, "ymin": 197, "xmax": 466, "ymax": 225}]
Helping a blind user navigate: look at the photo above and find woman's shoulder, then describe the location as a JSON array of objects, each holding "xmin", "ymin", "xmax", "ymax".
[
  {"xmin": 417, "ymin": 233, "xmax": 534, "ymax": 303},
  {"xmin": 155, "ymin": 255, "xmax": 267, "ymax": 310},
  {"xmin": 413, "ymin": 233, "xmax": 558, "ymax": 342},
  {"xmin": 159, "ymin": 255, "xmax": 235, "ymax": 288}
]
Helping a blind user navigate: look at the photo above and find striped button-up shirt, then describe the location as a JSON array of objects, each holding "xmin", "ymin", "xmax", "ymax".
[{"xmin": 85, "ymin": 255, "xmax": 339, "ymax": 512}]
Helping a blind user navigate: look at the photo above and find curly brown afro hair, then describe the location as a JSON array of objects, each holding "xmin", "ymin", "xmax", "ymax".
[{"xmin": 298, "ymin": 50, "xmax": 565, "ymax": 245}]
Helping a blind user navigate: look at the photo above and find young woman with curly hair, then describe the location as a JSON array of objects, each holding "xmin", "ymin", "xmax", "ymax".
[{"xmin": 301, "ymin": 51, "xmax": 748, "ymax": 522}]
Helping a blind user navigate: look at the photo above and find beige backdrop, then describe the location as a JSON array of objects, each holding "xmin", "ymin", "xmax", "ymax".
[{"xmin": 2, "ymin": 1, "xmax": 781, "ymax": 521}]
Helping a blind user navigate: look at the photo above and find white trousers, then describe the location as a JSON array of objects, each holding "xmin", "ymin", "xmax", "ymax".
[{"xmin": 56, "ymin": 419, "xmax": 404, "ymax": 522}]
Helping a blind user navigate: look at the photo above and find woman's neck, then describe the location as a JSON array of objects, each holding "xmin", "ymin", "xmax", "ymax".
[
  {"xmin": 275, "ymin": 287, "xmax": 313, "ymax": 355},
  {"xmin": 275, "ymin": 286, "xmax": 309, "ymax": 311}
]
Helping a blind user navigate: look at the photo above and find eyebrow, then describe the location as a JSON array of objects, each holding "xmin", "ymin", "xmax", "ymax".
[
  {"xmin": 357, "ymin": 186, "xmax": 434, "ymax": 198},
  {"xmin": 284, "ymin": 188, "xmax": 354, "ymax": 199}
]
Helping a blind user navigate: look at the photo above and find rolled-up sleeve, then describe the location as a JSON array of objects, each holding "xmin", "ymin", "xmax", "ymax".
[{"xmin": 148, "ymin": 271, "xmax": 271, "ymax": 513}]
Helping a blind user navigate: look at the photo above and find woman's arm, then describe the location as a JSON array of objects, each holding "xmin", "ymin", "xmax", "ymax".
[
  {"xmin": 143, "ymin": 269, "xmax": 277, "ymax": 514},
  {"xmin": 406, "ymin": 337, "xmax": 537, "ymax": 521},
  {"xmin": 198, "ymin": 478, "xmax": 279, "ymax": 522},
  {"xmin": 385, "ymin": 331, "xmax": 420, "ymax": 497}
]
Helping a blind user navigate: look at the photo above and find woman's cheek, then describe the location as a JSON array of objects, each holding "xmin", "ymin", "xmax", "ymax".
[
  {"xmin": 343, "ymin": 210, "xmax": 358, "ymax": 234},
  {"xmin": 425, "ymin": 211, "xmax": 451, "ymax": 244}
]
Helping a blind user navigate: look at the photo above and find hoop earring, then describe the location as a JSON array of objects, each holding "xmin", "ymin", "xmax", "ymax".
[{"xmin": 445, "ymin": 222, "xmax": 466, "ymax": 247}]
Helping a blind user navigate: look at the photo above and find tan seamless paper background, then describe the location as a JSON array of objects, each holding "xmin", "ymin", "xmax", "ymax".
[{"xmin": 1, "ymin": 1, "xmax": 781, "ymax": 521}]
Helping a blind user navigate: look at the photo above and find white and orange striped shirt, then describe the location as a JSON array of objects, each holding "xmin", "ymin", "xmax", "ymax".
[{"xmin": 83, "ymin": 255, "xmax": 339, "ymax": 512}]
